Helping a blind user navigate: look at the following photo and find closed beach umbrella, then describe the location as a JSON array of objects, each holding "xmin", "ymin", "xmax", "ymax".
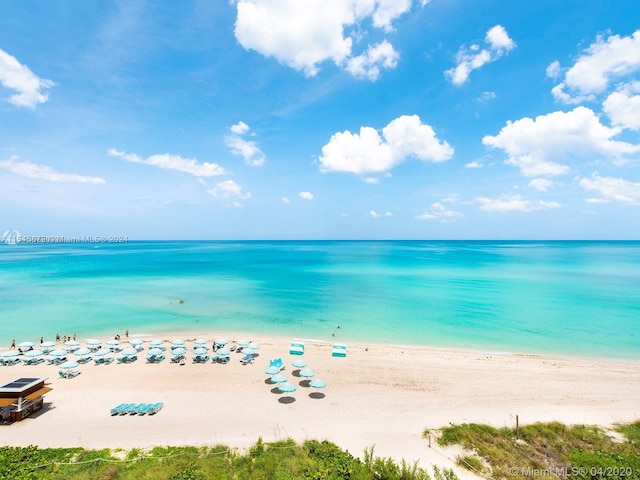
[
  {"xmin": 59, "ymin": 360, "xmax": 80, "ymax": 369},
  {"xmin": 171, "ymin": 339, "xmax": 185, "ymax": 346},
  {"xmin": 121, "ymin": 347, "xmax": 137, "ymax": 357},
  {"xmin": 214, "ymin": 338, "xmax": 228, "ymax": 346},
  {"xmin": 278, "ymin": 382, "xmax": 297, "ymax": 393},
  {"xmin": 265, "ymin": 366, "xmax": 281, "ymax": 375},
  {"xmin": 271, "ymin": 374, "xmax": 287, "ymax": 384},
  {"xmin": 18, "ymin": 341, "xmax": 34, "ymax": 348},
  {"xmin": 147, "ymin": 348, "xmax": 163, "ymax": 356},
  {"xmin": 299, "ymin": 368, "xmax": 315, "ymax": 378},
  {"xmin": 49, "ymin": 348, "xmax": 68, "ymax": 357},
  {"xmin": 194, "ymin": 347, "xmax": 208, "ymax": 355},
  {"xmin": 237, "ymin": 339, "xmax": 249, "ymax": 347},
  {"xmin": 292, "ymin": 359, "xmax": 307, "ymax": 369},
  {"xmin": 74, "ymin": 348, "xmax": 92, "ymax": 357},
  {"xmin": 95, "ymin": 348, "xmax": 112, "ymax": 357},
  {"xmin": 309, "ymin": 378, "xmax": 327, "ymax": 389},
  {"xmin": 24, "ymin": 349, "xmax": 44, "ymax": 357},
  {"xmin": 248, "ymin": 342, "xmax": 260, "ymax": 350},
  {"xmin": 194, "ymin": 339, "xmax": 207, "ymax": 346},
  {"xmin": 216, "ymin": 347, "xmax": 230, "ymax": 356}
]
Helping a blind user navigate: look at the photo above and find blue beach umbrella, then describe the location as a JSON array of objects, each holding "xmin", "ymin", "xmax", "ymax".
[
  {"xmin": 18, "ymin": 342, "xmax": 34, "ymax": 349},
  {"xmin": 121, "ymin": 348, "xmax": 137, "ymax": 357},
  {"xmin": 150, "ymin": 339, "xmax": 164, "ymax": 347},
  {"xmin": 271, "ymin": 374, "xmax": 287, "ymax": 384},
  {"xmin": 171, "ymin": 347, "xmax": 187, "ymax": 356},
  {"xmin": 41, "ymin": 341, "xmax": 56, "ymax": 349},
  {"xmin": 86, "ymin": 339, "xmax": 101, "ymax": 346},
  {"xmin": 95, "ymin": 348, "xmax": 112, "ymax": 357},
  {"xmin": 309, "ymin": 378, "xmax": 327, "ymax": 389},
  {"xmin": 171, "ymin": 339, "xmax": 185, "ymax": 346},
  {"xmin": 1, "ymin": 351, "xmax": 19, "ymax": 358},
  {"xmin": 129, "ymin": 339, "xmax": 143, "ymax": 346},
  {"xmin": 292, "ymin": 359, "xmax": 307, "ymax": 369},
  {"xmin": 278, "ymin": 382, "xmax": 297, "ymax": 393},
  {"xmin": 241, "ymin": 347, "xmax": 255, "ymax": 356},
  {"xmin": 214, "ymin": 339, "xmax": 228, "ymax": 346},
  {"xmin": 59, "ymin": 360, "xmax": 80, "ymax": 369},
  {"xmin": 147, "ymin": 348, "xmax": 163, "ymax": 356},
  {"xmin": 193, "ymin": 347, "xmax": 208, "ymax": 355},
  {"xmin": 24, "ymin": 349, "xmax": 44, "ymax": 357},
  {"xmin": 65, "ymin": 340, "xmax": 80, "ymax": 348},
  {"xmin": 236, "ymin": 339, "xmax": 249, "ymax": 347},
  {"xmin": 299, "ymin": 368, "xmax": 315, "ymax": 378},
  {"xmin": 74, "ymin": 348, "xmax": 92, "ymax": 357},
  {"xmin": 194, "ymin": 339, "xmax": 208, "ymax": 346},
  {"xmin": 265, "ymin": 366, "xmax": 281, "ymax": 375},
  {"xmin": 216, "ymin": 347, "xmax": 230, "ymax": 356},
  {"xmin": 248, "ymin": 342, "xmax": 260, "ymax": 350},
  {"xmin": 49, "ymin": 348, "xmax": 68, "ymax": 357}
]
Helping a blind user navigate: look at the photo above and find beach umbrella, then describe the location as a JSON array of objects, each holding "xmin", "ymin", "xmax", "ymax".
[
  {"xmin": 24, "ymin": 349, "xmax": 44, "ymax": 357},
  {"xmin": 194, "ymin": 339, "xmax": 208, "ymax": 346},
  {"xmin": 194, "ymin": 347, "xmax": 208, "ymax": 356},
  {"xmin": 237, "ymin": 339, "xmax": 249, "ymax": 347},
  {"xmin": 248, "ymin": 342, "xmax": 260, "ymax": 350},
  {"xmin": 265, "ymin": 366, "xmax": 281, "ymax": 375},
  {"xmin": 18, "ymin": 341, "xmax": 34, "ymax": 348},
  {"xmin": 49, "ymin": 348, "xmax": 68, "ymax": 357},
  {"xmin": 121, "ymin": 347, "xmax": 137, "ymax": 357},
  {"xmin": 65, "ymin": 340, "xmax": 80, "ymax": 348},
  {"xmin": 1, "ymin": 351, "xmax": 19, "ymax": 358},
  {"xmin": 292, "ymin": 359, "xmax": 307, "ymax": 369},
  {"xmin": 299, "ymin": 368, "xmax": 315, "ymax": 378},
  {"xmin": 129, "ymin": 339, "xmax": 143, "ymax": 346},
  {"xmin": 86, "ymin": 339, "xmax": 101, "ymax": 346},
  {"xmin": 41, "ymin": 341, "xmax": 56, "ymax": 348},
  {"xmin": 149, "ymin": 339, "xmax": 164, "ymax": 347},
  {"xmin": 94, "ymin": 348, "xmax": 112, "ymax": 357},
  {"xmin": 106, "ymin": 339, "xmax": 120, "ymax": 346},
  {"xmin": 216, "ymin": 347, "xmax": 230, "ymax": 356},
  {"xmin": 147, "ymin": 348, "xmax": 163, "ymax": 356},
  {"xmin": 171, "ymin": 339, "xmax": 185, "ymax": 346},
  {"xmin": 309, "ymin": 378, "xmax": 327, "ymax": 389},
  {"xmin": 214, "ymin": 338, "xmax": 228, "ymax": 346},
  {"xmin": 241, "ymin": 347, "xmax": 255, "ymax": 356},
  {"xmin": 59, "ymin": 360, "xmax": 80, "ymax": 369},
  {"xmin": 171, "ymin": 347, "xmax": 187, "ymax": 356},
  {"xmin": 271, "ymin": 374, "xmax": 288, "ymax": 384},
  {"xmin": 74, "ymin": 348, "xmax": 92, "ymax": 357},
  {"xmin": 278, "ymin": 382, "xmax": 297, "ymax": 393}
]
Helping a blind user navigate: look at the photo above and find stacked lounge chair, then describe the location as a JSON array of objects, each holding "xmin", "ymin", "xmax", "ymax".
[
  {"xmin": 289, "ymin": 342, "xmax": 305, "ymax": 356},
  {"xmin": 331, "ymin": 344, "xmax": 347, "ymax": 357},
  {"xmin": 110, "ymin": 402, "xmax": 164, "ymax": 416}
]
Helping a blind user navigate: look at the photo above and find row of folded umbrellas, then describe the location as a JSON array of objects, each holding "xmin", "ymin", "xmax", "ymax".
[{"xmin": 265, "ymin": 359, "xmax": 327, "ymax": 395}]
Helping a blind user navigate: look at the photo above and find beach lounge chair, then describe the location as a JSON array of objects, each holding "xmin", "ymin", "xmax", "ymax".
[
  {"xmin": 332, "ymin": 343, "xmax": 347, "ymax": 357},
  {"xmin": 147, "ymin": 354, "xmax": 165, "ymax": 363},
  {"xmin": 193, "ymin": 355, "xmax": 210, "ymax": 363},
  {"xmin": 213, "ymin": 354, "xmax": 230, "ymax": 364},
  {"xmin": 240, "ymin": 354, "xmax": 254, "ymax": 365},
  {"xmin": 117, "ymin": 403, "xmax": 137, "ymax": 415},
  {"xmin": 289, "ymin": 342, "xmax": 305, "ymax": 356},
  {"xmin": 147, "ymin": 402, "xmax": 164, "ymax": 415},
  {"xmin": 77, "ymin": 356, "xmax": 92, "ymax": 364},
  {"xmin": 129, "ymin": 403, "xmax": 148, "ymax": 415},
  {"xmin": 110, "ymin": 403, "xmax": 128, "ymax": 416},
  {"xmin": 269, "ymin": 357, "xmax": 285, "ymax": 370}
]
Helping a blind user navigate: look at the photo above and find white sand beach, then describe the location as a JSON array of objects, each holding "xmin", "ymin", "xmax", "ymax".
[{"xmin": 2, "ymin": 333, "xmax": 640, "ymax": 478}]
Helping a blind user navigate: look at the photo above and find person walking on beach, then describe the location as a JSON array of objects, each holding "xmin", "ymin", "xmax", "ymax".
[
  {"xmin": 72, "ymin": 333, "xmax": 77, "ymax": 341},
  {"xmin": 125, "ymin": 329, "xmax": 129, "ymax": 338},
  {"xmin": 56, "ymin": 333, "xmax": 60, "ymax": 342},
  {"xmin": 10, "ymin": 339, "xmax": 16, "ymax": 349},
  {"xmin": 40, "ymin": 336, "xmax": 44, "ymax": 344}
]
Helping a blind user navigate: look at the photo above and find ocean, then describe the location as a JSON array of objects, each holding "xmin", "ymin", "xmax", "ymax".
[{"xmin": 1, "ymin": 240, "xmax": 639, "ymax": 359}]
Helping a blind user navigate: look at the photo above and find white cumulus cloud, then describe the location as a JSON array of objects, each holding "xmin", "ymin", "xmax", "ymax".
[
  {"xmin": 529, "ymin": 178, "xmax": 553, "ymax": 191},
  {"xmin": 108, "ymin": 148, "xmax": 226, "ymax": 177},
  {"xmin": 579, "ymin": 173, "xmax": 640, "ymax": 205},
  {"xmin": 476, "ymin": 195, "xmax": 560, "ymax": 213},
  {"xmin": 0, "ymin": 155, "xmax": 105, "ymax": 184},
  {"xmin": 416, "ymin": 202, "xmax": 463, "ymax": 222},
  {"xmin": 319, "ymin": 114, "xmax": 453, "ymax": 178},
  {"xmin": 233, "ymin": 0, "xmax": 420, "ymax": 79},
  {"xmin": 445, "ymin": 25, "xmax": 516, "ymax": 85},
  {"xmin": 465, "ymin": 161, "xmax": 483, "ymax": 169},
  {"xmin": 208, "ymin": 180, "xmax": 252, "ymax": 200},
  {"xmin": 225, "ymin": 121, "xmax": 266, "ymax": 167},
  {"xmin": 369, "ymin": 210, "xmax": 392, "ymax": 218},
  {"xmin": 482, "ymin": 106, "xmax": 640, "ymax": 177},
  {"xmin": 603, "ymin": 82, "xmax": 640, "ymax": 131},
  {"xmin": 550, "ymin": 30, "xmax": 640, "ymax": 104},
  {"xmin": 0, "ymin": 49, "xmax": 55, "ymax": 108},
  {"xmin": 298, "ymin": 191, "xmax": 314, "ymax": 200},
  {"xmin": 281, "ymin": 196, "xmax": 291, "ymax": 204}
]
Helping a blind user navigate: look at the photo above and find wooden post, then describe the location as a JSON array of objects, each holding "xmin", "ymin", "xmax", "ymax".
[
  {"xmin": 428, "ymin": 435, "xmax": 432, "ymax": 448},
  {"xmin": 516, "ymin": 415, "xmax": 519, "ymax": 439}
]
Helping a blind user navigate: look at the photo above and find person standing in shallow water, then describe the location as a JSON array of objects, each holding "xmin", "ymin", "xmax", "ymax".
[{"xmin": 10, "ymin": 339, "xmax": 16, "ymax": 349}]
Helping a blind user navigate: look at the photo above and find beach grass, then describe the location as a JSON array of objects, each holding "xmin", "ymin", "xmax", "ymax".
[
  {"xmin": 0, "ymin": 439, "xmax": 457, "ymax": 480},
  {"xmin": 430, "ymin": 420, "xmax": 640, "ymax": 479}
]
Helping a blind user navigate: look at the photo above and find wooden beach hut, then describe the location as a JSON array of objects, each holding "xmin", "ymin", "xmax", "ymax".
[{"xmin": 0, "ymin": 377, "xmax": 51, "ymax": 422}]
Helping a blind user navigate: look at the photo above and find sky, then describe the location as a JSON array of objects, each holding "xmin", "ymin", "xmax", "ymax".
[{"xmin": 1, "ymin": 0, "xmax": 639, "ymax": 240}]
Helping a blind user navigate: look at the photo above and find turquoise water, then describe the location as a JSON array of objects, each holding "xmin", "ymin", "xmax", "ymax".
[{"xmin": 1, "ymin": 241, "xmax": 639, "ymax": 358}]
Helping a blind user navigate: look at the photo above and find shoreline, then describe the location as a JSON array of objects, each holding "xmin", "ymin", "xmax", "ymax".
[{"xmin": 2, "ymin": 330, "xmax": 640, "ymax": 478}]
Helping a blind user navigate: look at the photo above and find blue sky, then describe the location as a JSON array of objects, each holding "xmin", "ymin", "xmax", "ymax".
[{"xmin": 1, "ymin": 0, "xmax": 639, "ymax": 240}]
